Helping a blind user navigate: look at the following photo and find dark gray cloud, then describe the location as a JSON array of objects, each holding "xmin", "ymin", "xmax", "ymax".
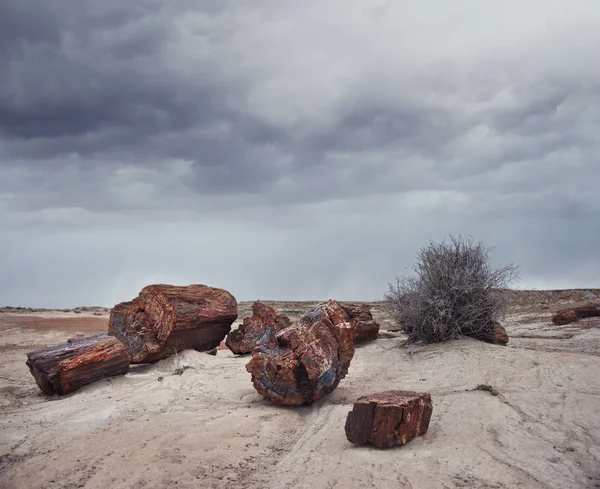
[{"xmin": 1, "ymin": 0, "xmax": 599, "ymax": 307}]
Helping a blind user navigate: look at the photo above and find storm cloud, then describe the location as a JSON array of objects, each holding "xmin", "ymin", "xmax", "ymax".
[{"xmin": 1, "ymin": 0, "xmax": 599, "ymax": 307}]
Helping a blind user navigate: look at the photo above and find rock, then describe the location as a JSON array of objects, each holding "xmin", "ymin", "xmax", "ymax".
[
  {"xmin": 226, "ymin": 301, "xmax": 291, "ymax": 354},
  {"xmin": 67, "ymin": 333, "xmax": 85, "ymax": 344},
  {"xmin": 345, "ymin": 390, "xmax": 433, "ymax": 448},
  {"xmin": 340, "ymin": 303, "xmax": 380, "ymax": 343},
  {"xmin": 26, "ymin": 334, "xmax": 130, "ymax": 395},
  {"xmin": 492, "ymin": 323, "xmax": 509, "ymax": 345},
  {"xmin": 108, "ymin": 284, "xmax": 238, "ymax": 363},
  {"xmin": 245, "ymin": 301, "xmax": 355, "ymax": 406},
  {"xmin": 552, "ymin": 303, "xmax": 600, "ymax": 326}
]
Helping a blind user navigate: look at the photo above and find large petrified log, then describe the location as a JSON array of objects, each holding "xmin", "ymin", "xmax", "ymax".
[
  {"xmin": 226, "ymin": 301, "xmax": 291, "ymax": 355},
  {"xmin": 26, "ymin": 334, "xmax": 129, "ymax": 395},
  {"xmin": 246, "ymin": 301, "xmax": 355, "ymax": 406},
  {"xmin": 109, "ymin": 284, "xmax": 238, "ymax": 363},
  {"xmin": 345, "ymin": 391, "xmax": 433, "ymax": 448},
  {"xmin": 552, "ymin": 303, "xmax": 600, "ymax": 326}
]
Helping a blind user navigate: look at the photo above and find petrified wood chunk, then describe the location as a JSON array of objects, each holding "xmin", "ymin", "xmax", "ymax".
[
  {"xmin": 26, "ymin": 334, "xmax": 129, "ymax": 395},
  {"xmin": 246, "ymin": 301, "xmax": 355, "ymax": 406},
  {"xmin": 491, "ymin": 323, "xmax": 509, "ymax": 345},
  {"xmin": 552, "ymin": 303, "xmax": 600, "ymax": 326},
  {"xmin": 226, "ymin": 301, "xmax": 292, "ymax": 354},
  {"xmin": 108, "ymin": 300, "xmax": 162, "ymax": 363},
  {"xmin": 313, "ymin": 300, "xmax": 379, "ymax": 345},
  {"xmin": 340, "ymin": 303, "xmax": 380, "ymax": 343},
  {"xmin": 108, "ymin": 284, "xmax": 238, "ymax": 363},
  {"xmin": 345, "ymin": 391, "xmax": 433, "ymax": 448}
]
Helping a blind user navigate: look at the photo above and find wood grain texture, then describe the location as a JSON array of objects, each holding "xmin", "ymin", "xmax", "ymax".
[
  {"xmin": 226, "ymin": 301, "xmax": 291, "ymax": 355},
  {"xmin": 345, "ymin": 390, "xmax": 433, "ymax": 448},
  {"xmin": 246, "ymin": 300, "xmax": 355, "ymax": 406},
  {"xmin": 26, "ymin": 334, "xmax": 129, "ymax": 395},
  {"xmin": 109, "ymin": 284, "xmax": 238, "ymax": 363}
]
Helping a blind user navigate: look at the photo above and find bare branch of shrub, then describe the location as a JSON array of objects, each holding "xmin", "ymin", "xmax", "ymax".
[{"xmin": 384, "ymin": 235, "xmax": 518, "ymax": 344}]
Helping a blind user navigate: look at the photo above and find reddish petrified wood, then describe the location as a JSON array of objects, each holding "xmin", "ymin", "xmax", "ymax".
[
  {"xmin": 552, "ymin": 304, "xmax": 600, "ymax": 326},
  {"xmin": 109, "ymin": 284, "xmax": 238, "ymax": 363},
  {"xmin": 108, "ymin": 300, "xmax": 162, "ymax": 363},
  {"xmin": 226, "ymin": 301, "xmax": 291, "ymax": 354},
  {"xmin": 26, "ymin": 334, "xmax": 129, "ymax": 395},
  {"xmin": 491, "ymin": 323, "xmax": 509, "ymax": 345},
  {"xmin": 341, "ymin": 303, "xmax": 380, "ymax": 343},
  {"xmin": 345, "ymin": 391, "xmax": 433, "ymax": 448},
  {"xmin": 246, "ymin": 301, "xmax": 355, "ymax": 406}
]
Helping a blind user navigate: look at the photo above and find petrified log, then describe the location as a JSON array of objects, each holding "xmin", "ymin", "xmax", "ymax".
[
  {"xmin": 226, "ymin": 301, "xmax": 291, "ymax": 354},
  {"xmin": 246, "ymin": 301, "xmax": 355, "ymax": 406},
  {"xmin": 345, "ymin": 391, "xmax": 433, "ymax": 448},
  {"xmin": 552, "ymin": 303, "xmax": 600, "ymax": 326},
  {"xmin": 340, "ymin": 303, "xmax": 380, "ymax": 343},
  {"xmin": 26, "ymin": 334, "xmax": 129, "ymax": 395},
  {"xmin": 109, "ymin": 284, "xmax": 238, "ymax": 363}
]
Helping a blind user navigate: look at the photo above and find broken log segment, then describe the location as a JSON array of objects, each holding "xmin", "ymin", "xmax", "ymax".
[
  {"xmin": 139, "ymin": 284, "xmax": 238, "ymax": 345},
  {"xmin": 340, "ymin": 303, "xmax": 380, "ymax": 343},
  {"xmin": 26, "ymin": 334, "xmax": 130, "ymax": 395},
  {"xmin": 552, "ymin": 303, "xmax": 600, "ymax": 326},
  {"xmin": 246, "ymin": 301, "xmax": 355, "ymax": 406},
  {"xmin": 345, "ymin": 391, "xmax": 433, "ymax": 449},
  {"xmin": 226, "ymin": 301, "xmax": 292, "ymax": 355},
  {"xmin": 108, "ymin": 284, "xmax": 238, "ymax": 363},
  {"xmin": 108, "ymin": 300, "xmax": 163, "ymax": 363}
]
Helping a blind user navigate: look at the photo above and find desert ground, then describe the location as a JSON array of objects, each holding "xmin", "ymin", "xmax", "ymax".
[{"xmin": 1, "ymin": 291, "xmax": 599, "ymax": 489}]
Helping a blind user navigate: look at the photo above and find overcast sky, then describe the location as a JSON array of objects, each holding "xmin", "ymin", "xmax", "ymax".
[{"xmin": 1, "ymin": 0, "xmax": 599, "ymax": 307}]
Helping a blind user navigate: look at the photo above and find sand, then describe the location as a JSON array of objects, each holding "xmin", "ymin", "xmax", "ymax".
[{"xmin": 1, "ymin": 297, "xmax": 599, "ymax": 489}]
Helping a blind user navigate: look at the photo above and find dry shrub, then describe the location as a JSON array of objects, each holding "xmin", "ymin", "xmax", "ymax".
[{"xmin": 384, "ymin": 235, "xmax": 518, "ymax": 344}]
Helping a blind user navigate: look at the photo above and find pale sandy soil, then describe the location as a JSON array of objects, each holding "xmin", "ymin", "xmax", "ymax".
[{"xmin": 1, "ymin": 294, "xmax": 599, "ymax": 489}]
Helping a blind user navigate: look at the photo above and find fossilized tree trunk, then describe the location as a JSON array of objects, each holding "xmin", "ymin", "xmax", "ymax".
[
  {"xmin": 552, "ymin": 304, "xmax": 600, "ymax": 325},
  {"xmin": 246, "ymin": 301, "xmax": 355, "ymax": 406},
  {"xmin": 226, "ymin": 301, "xmax": 291, "ymax": 355},
  {"xmin": 26, "ymin": 334, "xmax": 129, "ymax": 395},
  {"xmin": 109, "ymin": 284, "xmax": 238, "ymax": 363}
]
